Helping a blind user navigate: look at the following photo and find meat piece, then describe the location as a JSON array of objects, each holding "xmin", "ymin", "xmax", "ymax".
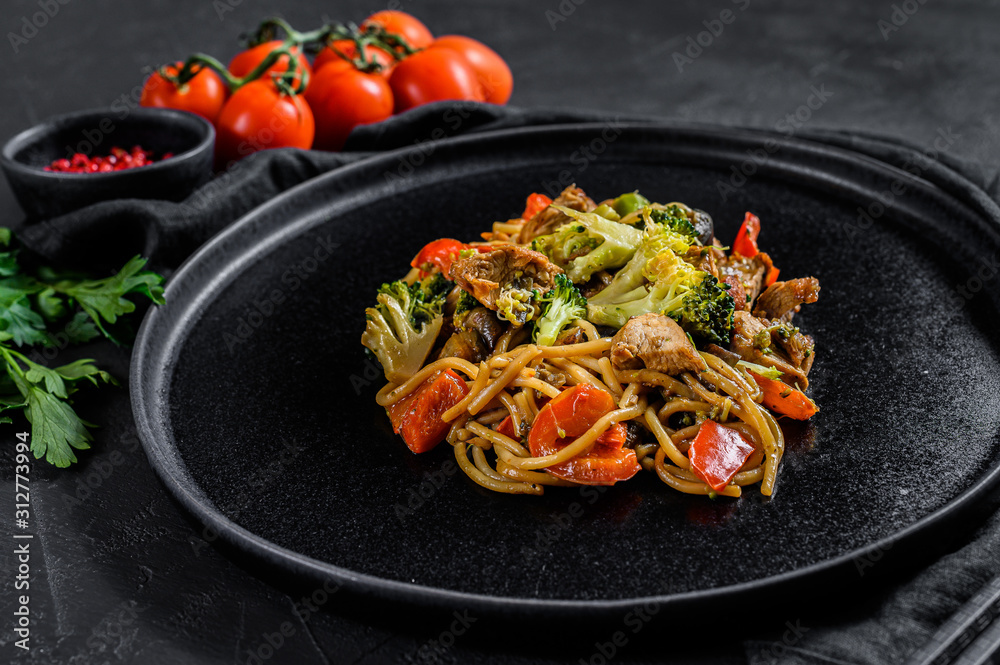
[
  {"xmin": 774, "ymin": 329, "xmax": 815, "ymax": 374},
  {"xmin": 718, "ymin": 252, "xmax": 775, "ymax": 307},
  {"xmin": 450, "ymin": 245, "xmax": 561, "ymax": 312},
  {"xmin": 519, "ymin": 185, "xmax": 596, "ymax": 243},
  {"xmin": 610, "ymin": 313, "xmax": 707, "ymax": 375},
  {"xmin": 730, "ymin": 311, "xmax": 810, "ymax": 388},
  {"xmin": 722, "ymin": 274, "xmax": 748, "ymax": 311},
  {"xmin": 753, "ymin": 277, "xmax": 820, "ymax": 322}
]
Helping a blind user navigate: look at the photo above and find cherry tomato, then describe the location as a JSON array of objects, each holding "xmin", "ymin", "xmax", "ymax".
[
  {"xmin": 527, "ymin": 384, "xmax": 640, "ymax": 486},
  {"xmin": 389, "ymin": 47, "xmax": 484, "ymax": 113},
  {"xmin": 306, "ymin": 68, "xmax": 393, "ymax": 151},
  {"xmin": 228, "ymin": 40, "xmax": 312, "ymax": 88},
  {"xmin": 141, "ymin": 62, "xmax": 228, "ymax": 123},
  {"xmin": 361, "ymin": 10, "xmax": 434, "ymax": 50},
  {"xmin": 410, "ymin": 238, "xmax": 468, "ymax": 277},
  {"xmin": 314, "ymin": 39, "xmax": 396, "ymax": 78},
  {"xmin": 432, "ymin": 35, "xmax": 512, "ymax": 105},
  {"xmin": 214, "ymin": 80, "xmax": 314, "ymax": 167}
]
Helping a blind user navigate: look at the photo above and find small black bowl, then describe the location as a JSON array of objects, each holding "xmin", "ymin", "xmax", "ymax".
[{"xmin": 1, "ymin": 107, "xmax": 214, "ymax": 221}]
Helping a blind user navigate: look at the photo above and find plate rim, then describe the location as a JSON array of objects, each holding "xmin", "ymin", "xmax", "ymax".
[{"xmin": 131, "ymin": 120, "xmax": 1000, "ymax": 617}]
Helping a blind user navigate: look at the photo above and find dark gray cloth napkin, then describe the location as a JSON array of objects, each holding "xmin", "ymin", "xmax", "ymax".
[{"xmin": 14, "ymin": 102, "xmax": 1000, "ymax": 665}]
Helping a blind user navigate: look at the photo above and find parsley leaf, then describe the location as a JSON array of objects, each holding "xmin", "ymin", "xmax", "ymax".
[
  {"xmin": 0, "ymin": 286, "xmax": 48, "ymax": 346},
  {"xmin": 53, "ymin": 256, "xmax": 165, "ymax": 341}
]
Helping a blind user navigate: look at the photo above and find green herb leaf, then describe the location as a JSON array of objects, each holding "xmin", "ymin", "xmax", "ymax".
[
  {"xmin": 0, "ymin": 290, "xmax": 48, "ymax": 347},
  {"xmin": 0, "ymin": 250, "xmax": 19, "ymax": 277},
  {"xmin": 54, "ymin": 256, "xmax": 165, "ymax": 339},
  {"xmin": 35, "ymin": 288, "xmax": 65, "ymax": 320},
  {"xmin": 8, "ymin": 368, "xmax": 92, "ymax": 467},
  {"xmin": 63, "ymin": 311, "xmax": 101, "ymax": 345},
  {"xmin": 53, "ymin": 358, "xmax": 117, "ymax": 388}
]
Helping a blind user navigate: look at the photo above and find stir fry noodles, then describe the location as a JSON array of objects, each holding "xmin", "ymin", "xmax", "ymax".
[{"xmin": 363, "ymin": 186, "xmax": 820, "ymax": 498}]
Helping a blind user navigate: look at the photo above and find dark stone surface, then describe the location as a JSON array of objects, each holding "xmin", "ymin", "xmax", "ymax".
[{"xmin": 2, "ymin": 0, "xmax": 1000, "ymax": 663}]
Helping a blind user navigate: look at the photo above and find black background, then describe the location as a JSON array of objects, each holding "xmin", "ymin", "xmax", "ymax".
[{"xmin": 1, "ymin": 0, "xmax": 999, "ymax": 663}]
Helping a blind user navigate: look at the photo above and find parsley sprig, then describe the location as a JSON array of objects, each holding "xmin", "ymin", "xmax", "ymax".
[{"xmin": 0, "ymin": 228, "xmax": 165, "ymax": 467}]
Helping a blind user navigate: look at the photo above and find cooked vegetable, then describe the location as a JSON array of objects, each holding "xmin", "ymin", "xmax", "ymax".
[
  {"xmin": 531, "ymin": 206, "xmax": 643, "ymax": 283},
  {"xmin": 527, "ymin": 383, "xmax": 639, "ymax": 485},
  {"xmin": 521, "ymin": 193, "xmax": 553, "ymax": 221},
  {"xmin": 387, "ymin": 369, "xmax": 469, "ymax": 452},
  {"xmin": 747, "ymin": 370, "xmax": 819, "ymax": 420},
  {"xmin": 587, "ymin": 241, "xmax": 734, "ymax": 344},
  {"xmin": 534, "ymin": 274, "xmax": 587, "ymax": 346},
  {"xmin": 362, "ymin": 278, "xmax": 447, "ymax": 383},
  {"xmin": 649, "ymin": 207, "xmax": 699, "ymax": 241},
  {"xmin": 688, "ymin": 420, "xmax": 756, "ymax": 491},
  {"xmin": 410, "ymin": 238, "xmax": 469, "ymax": 278},
  {"xmin": 495, "ymin": 286, "xmax": 536, "ymax": 325},
  {"xmin": 733, "ymin": 211, "xmax": 761, "ymax": 258},
  {"xmin": 611, "ymin": 191, "xmax": 650, "ymax": 218}
]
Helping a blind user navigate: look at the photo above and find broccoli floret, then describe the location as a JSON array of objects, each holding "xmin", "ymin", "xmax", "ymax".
[
  {"xmin": 667, "ymin": 272, "xmax": 734, "ymax": 345},
  {"xmin": 361, "ymin": 279, "xmax": 446, "ymax": 384},
  {"xmin": 420, "ymin": 272, "xmax": 453, "ymax": 302},
  {"xmin": 454, "ymin": 288, "xmax": 479, "ymax": 316},
  {"xmin": 586, "ymin": 247, "xmax": 734, "ymax": 344},
  {"xmin": 649, "ymin": 206, "xmax": 699, "ymax": 241},
  {"xmin": 534, "ymin": 274, "xmax": 587, "ymax": 346},
  {"xmin": 531, "ymin": 206, "xmax": 643, "ymax": 284}
]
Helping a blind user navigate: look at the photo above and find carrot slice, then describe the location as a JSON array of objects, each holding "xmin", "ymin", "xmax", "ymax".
[{"xmin": 747, "ymin": 370, "xmax": 819, "ymax": 420}]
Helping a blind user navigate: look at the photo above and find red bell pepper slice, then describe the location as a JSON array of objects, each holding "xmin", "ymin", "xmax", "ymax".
[
  {"xmin": 387, "ymin": 369, "xmax": 469, "ymax": 453},
  {"xmin": 733, "ymin": 212, "xmax": 761, "ymax": 258},
  {"xmin": 687, "ymin": 420, "xmax": 756, "ymax": 491},
  {"xmin": 527, "ymin": 384, "xmax": 639, "ymax": 486},
  {"xmin": 521, "ymin": 192, "xmax": 552, "ymax": 221},
  {"xmin": 410, "ymin": 238, "xmax": 468, "ymax": 278},
  {"xmin": 747, "ymin": 370, "xmax": 818, "ymax": 421}
]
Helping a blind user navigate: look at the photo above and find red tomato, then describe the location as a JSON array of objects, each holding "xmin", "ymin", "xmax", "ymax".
[
  {"xmin": 141, "ymin": 62, "xmax": 228, "ymax": 123},
  {"xmin": 528, "ymin": 384, "xmax": 639, "ymax": 486},
  {"xmin": 687, "ymin": 420, "xmax": 756, "ymax": 491},
  {"xmin": 306, "ymin": 68, "xmax": 393, "ymax": 151},
  {"xmin": 314, "ymin": 39, "xmax": 396, "ymax": 78},
  {"xmin": 387, "ymin": 370, "xmax": 469, "ymax": 453},
  {"xmin": 361, "ymin": 10, "xmax": 434, "ymax": 50},
  {"xmin": 389, "ymin": 47, "xmax": 484, "ymax": 113},
  {"xmin": 521, "ymin": 193, "xmax": 552, "ymax": 221},
  {"xmin": 732, "ymin": 212, "xmax": 761, "ymax": 258},
  {"xmin": 410, "ymin": 238, "xmax": 468, "ymax": 277},
  {"xmin": 228, "ymin": 40, "xmax": 312, "ymax": 88},
  {"xmin": 432, "ymin": 35, "xmax": 512, "ymax": 104},
  {"xmin": 214, "ymin": 80, "xmax": 314, "ymax": 167}
]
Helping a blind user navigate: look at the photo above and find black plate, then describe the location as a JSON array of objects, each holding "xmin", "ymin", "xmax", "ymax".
[{"xmin": 132, "ymin": 123, "xmax": 1000, "ymax": 617}]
